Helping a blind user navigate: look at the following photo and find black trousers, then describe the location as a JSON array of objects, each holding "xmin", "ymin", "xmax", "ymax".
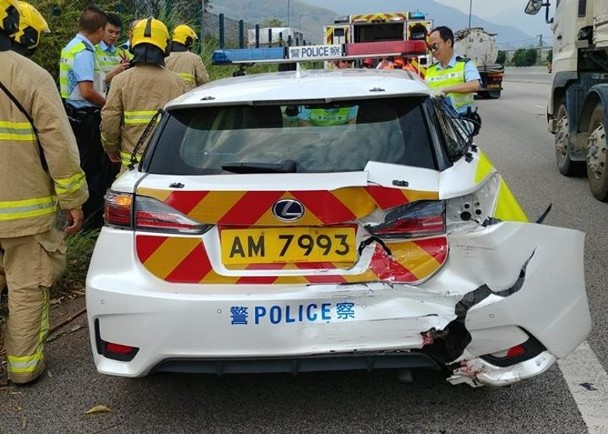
[{"xmin": 66, "ymin": 105, "xmax": 119, "ymax": 230}]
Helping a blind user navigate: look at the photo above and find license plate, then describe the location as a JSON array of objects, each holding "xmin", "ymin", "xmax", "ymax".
[{"xmin": 221, "ymin": 227, "xmax": 357, "ymax": 265}]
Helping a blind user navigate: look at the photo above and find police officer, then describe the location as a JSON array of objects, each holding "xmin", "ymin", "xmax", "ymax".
[
  {"xmin": 95, "ymin": 13, "xmax": 129, "ymax": 94},
  {"xmin": 425, "ymin": 26, "xmax": 481, "ymax": 122},
  {"xmin": 101, "ymin": 17, "xmax": 185, "ymax": 171},
  {"xmin": 165, "ymin": 24, "xmax": 209, "ymax": 92},
  {"xmin": 0, "ymin": 0, "xmax": 88, "ymax": 385},
  {"xmin": 60, "ymin": 5, "xmax": 111, "ymax": 229}
]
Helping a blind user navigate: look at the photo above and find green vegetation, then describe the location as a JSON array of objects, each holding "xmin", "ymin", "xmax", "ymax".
[
  {"xmin": 51, "ymin": 229, "xmax": 99, "ymax": 296},
  {"xmin": 496, "ymin": 50, "xmax": 506, "ymax": 65},
  {"xmin": 31, "ymin": 0, "xmax": 212, "ymax": 82},
  {"xmin": 511, "ymin": 48, "xmax": 538, "ymax": 67}
]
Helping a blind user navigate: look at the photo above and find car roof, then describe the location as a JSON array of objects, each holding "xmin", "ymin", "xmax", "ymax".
[{"xmin": 165, "ymin": 68, "xmax": 432, "ymax": 109}]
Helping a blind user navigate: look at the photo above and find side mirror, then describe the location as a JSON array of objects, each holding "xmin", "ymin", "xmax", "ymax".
[{"xmin": 524, "ymin": 0, "xmax": 543, "ymax": 15}]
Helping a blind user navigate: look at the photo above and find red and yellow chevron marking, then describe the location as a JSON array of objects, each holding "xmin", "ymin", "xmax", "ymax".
[
  {"xmin": 350, "ymin": 12, "xmax": 407, "ymax": 23},
  {"xmin": 135, "ymin": 234, "xmax": 447, "ymax": 285},
  {"xmin": 411, "ymin": 58, "xmax": 427, "ymax": 79},
  {"xmin": 136, "ymin": 186, "xmax": 439, "ymax": 227},
  {"xmin": 325, "ymin": 25, "xmax": 349, "ymax": 45}
]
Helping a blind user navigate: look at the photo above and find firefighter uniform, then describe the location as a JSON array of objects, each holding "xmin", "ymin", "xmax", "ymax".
[
  {"xmin": 165, "ymin": 24, "xmax": 209, "ymax": 92},
  {"xmin": 100, "ymin": 18, "xmax": 185, "ymax": 170},
  {"xmin": 0, "ymin": 0, "xmax": 88, "ymax": 384}
]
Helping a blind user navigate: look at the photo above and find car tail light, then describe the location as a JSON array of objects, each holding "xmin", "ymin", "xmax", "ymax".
[
  {"xmin": 480, "ymin": 332, "xmax": 546, "ymax": 367},
  {"xmin": 366, "ymin": 201, "xmax": 446, "ymax": 239},
  {"xmin": 104, "ymin": 191, "xmax": 211, "ymax": 235},
  {"xmin": 106, "ymin": 342, "xmax": 137, "ymax": 355},
  {"xmin": 94, "ymin": 319, "xmax": 139, "ymax": 362},
  {"xmin": 134, "ymin": 196, "xmax": 210, "ymax": 234},
  {"xmin": 105, "ymin": 191, "xmax": 133, "ymax": 227}
]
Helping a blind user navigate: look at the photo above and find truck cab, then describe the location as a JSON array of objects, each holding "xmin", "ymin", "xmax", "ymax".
[{"xmin": 526, "ymin": 0, "xmax": 608, "ymax": 201}]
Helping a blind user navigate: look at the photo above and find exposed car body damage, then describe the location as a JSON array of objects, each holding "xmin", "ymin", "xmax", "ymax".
[{"xmin": 86, "ymin": 69, "xmax": 591, "ymax": 387}]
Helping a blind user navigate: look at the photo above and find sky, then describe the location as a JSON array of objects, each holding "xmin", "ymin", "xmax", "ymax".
[{"xmin": 434, "ymin": 0, "xmax": 513, "ymax": 18}]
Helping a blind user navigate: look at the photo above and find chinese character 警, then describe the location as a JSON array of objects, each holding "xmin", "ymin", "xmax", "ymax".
[{"xmin": 230, "ymin": 306, "xmax": 249, "ymax": 325}]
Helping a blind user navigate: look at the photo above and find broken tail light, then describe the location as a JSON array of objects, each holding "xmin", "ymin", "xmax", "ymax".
[
  {"xmin": 366, "ymin": 200, "xmax": 446, "ymax": 239},
  {"xmin": 480, "ymin": 332, "xmax": 546, "ymax": 368},
  {"xmin": 104, "ymin": 191, "xmax": 210, "ymax": 235}
]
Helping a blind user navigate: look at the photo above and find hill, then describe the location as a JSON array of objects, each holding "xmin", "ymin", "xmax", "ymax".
[{"xmin": 206, "ymin": 0, "xmax": 541, "ymax": 49}]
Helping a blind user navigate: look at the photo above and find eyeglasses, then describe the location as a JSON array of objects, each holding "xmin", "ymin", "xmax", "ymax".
[{"xmin": 428, "ymin": 43, "xmax": 440, "ymax": 52}]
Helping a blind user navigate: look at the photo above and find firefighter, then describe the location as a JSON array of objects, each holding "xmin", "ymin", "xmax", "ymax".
[
  {"xmin": 9, "ymin": 0, "xmax": 47, "ymax": 56},
  {"xmin": 425, "ymin": 26, "xmax": 481, "ymax": 116},
  {"xmin": 165, "ymin": 24, "xmax": 209, "ymax": 91},
  {"xmin": 0, "ymin": 0, "xmax": 88, "ymax": 385},
  {"xmin": 100, "ymin": 17, "xmax": 185, "ymax": 171},
  {"xmin": 60, "ymin": 5, "xmax": 111, "ymax": 229},
  {"xmin": 95, "ymin": 13, "xmax": 130, "ymax": 95}
]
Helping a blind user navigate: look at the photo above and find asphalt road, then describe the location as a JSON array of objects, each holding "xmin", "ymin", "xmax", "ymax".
[{"xmin": 1, "ymin": 67, "xmax": 607, "ymax": 434}]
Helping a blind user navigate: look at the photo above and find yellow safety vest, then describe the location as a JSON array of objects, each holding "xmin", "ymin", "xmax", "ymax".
[
  {"xmin": 59, "ymin": 41, "xmax": 94, "ymax": 99},
  {"xmin": 309, "ymin": 107, "xmax": 352, "ymax": 126},
  {"xmin": 425, "ymin": 58, "xmax": 475, "ymax": 113},
  {"xmin": 95, "ymin": 44, "xmax": 122, "ymax": 73}
]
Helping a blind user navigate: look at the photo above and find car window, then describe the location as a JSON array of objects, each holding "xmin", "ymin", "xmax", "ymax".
[
  {"xmin": 432, "ymin": 99, "xmax": 471, "ymax": 161},
  {"xmin": 146, "ymin": 97, "xmax": 437, "ymax": 175}
]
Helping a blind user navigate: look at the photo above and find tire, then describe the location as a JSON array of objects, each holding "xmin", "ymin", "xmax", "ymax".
[
  {"xmin": 586, "ymin": 104, "xmax": 608, "ymax": 202},
  {"xmin": 555, "ymin": 102, "xmax": 585, "ymax": 176}
]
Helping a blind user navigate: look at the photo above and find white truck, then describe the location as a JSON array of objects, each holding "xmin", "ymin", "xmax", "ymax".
[
  {"xmin": 454, "ymin": 27, "xmax": 504, "ymax": 99},
  {"xmin": 247, "ymin": 27, "xmax": 304, "ymax": 48},
  {"xmin": 526, "ymin": 0, "xmax": 608, "ymax": 201}
]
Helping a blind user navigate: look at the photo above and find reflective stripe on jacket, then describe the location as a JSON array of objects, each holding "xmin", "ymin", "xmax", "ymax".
[
  {"xmin": 425, "ymin": 59, "xmax": 475, "ymax": 112},
  {"xmin": 95, "ymin": 44, "xmax": 121, "ymax": 73},
  {"xmin": 0, "ymin": 50, "xmax": 88, "ymax": 237},
  {"xmin": 165, "ymin": 51, "xmax": 209, "ymax": 92},
  {"xmin": 100, "ymin": 64, "xmax": 185, "ymax": 167},
  {"xmin": 59, "ymin": 41, "xmax": 91, "ymax": 99}
]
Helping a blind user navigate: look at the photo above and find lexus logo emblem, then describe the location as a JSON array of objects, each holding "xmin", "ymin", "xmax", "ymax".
[{"xmin": 272, "ymin": 199, "xmax": 305, "ymax": 222}]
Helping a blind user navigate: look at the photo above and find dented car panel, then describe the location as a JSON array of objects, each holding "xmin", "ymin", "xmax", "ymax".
[{"xmin": 86, "ymin": 68, "xmax": 591, "ymax": 387}]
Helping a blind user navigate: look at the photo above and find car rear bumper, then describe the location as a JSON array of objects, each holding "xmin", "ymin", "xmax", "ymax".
[{"xmin": 86, "ymin": 222, "xmax": 590, "ymax": 386}]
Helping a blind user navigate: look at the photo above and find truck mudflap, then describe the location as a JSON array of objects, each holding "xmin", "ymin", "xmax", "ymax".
[{"xmin": 433, "ymin": 221, "xmax": 590, "ymax": 387}]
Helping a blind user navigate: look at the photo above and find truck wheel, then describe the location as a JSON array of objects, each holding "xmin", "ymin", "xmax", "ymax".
[
  {"xmin": 555, "ymin": 102, "xmax": 584, "ymax": 176},
  {"xmin": 587, "ymin": 104, "xmax": 608, "ymax": 202}
]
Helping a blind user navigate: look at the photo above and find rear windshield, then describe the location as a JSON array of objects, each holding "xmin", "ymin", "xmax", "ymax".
[{"xmin": 146, "ymin": 97, "xmax": 436, "ymax": 175}]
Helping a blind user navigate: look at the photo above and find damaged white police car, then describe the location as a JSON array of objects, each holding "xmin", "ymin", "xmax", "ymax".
[{"xmin": 86, "ymin": 42, "xmax": 591, "ymax": 387}]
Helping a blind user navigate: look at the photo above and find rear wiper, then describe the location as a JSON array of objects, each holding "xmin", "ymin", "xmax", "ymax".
[{"xmin": 221, "ymin": 160, "xmax": 298, "ymax": 174}]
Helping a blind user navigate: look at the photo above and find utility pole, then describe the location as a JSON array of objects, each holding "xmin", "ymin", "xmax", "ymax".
[
  {"xmin": 538, "ymin": 34, "xmax": 543, "ymax": 47},
  {"xmin": 287, "ymin": 0, "xmax": 291, "ymax": 27},
  {"xmin": 468, "ymin": 0, "xmax": 473, "ymax": 28}
]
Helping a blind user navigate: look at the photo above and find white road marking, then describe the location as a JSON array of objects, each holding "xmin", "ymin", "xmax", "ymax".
[
  {"xmin": 558, "ymin": 341, "xmax": 608, "ymax": 433},
  {"xmin": 535, "ymin": 105, "xmax": 545, "ymax": 109}
]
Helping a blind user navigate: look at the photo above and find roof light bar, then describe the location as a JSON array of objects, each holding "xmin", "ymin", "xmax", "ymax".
[{"xmin": 212, "ymin": 41, "xmax": 428, "ymax": 65}]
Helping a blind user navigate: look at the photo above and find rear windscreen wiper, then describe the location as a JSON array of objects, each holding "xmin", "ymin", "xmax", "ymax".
[{"xmin": 221, "ymin": 160, "xmax": 298, "ymax": 174}]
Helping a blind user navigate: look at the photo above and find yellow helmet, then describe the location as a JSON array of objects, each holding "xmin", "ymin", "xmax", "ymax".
[
  {"xmin": 0, "ymin": 0, "xmax": 20, "ymax": 36},
  {"xmin": 131, "ymin": 17, "xmax": 170, "ymax": 53},
  {"xmin": 172, "ymin": 24, "xmax": 197, "ymax": 47},
  {"xmin": 14, "ymin": 1, "xmax": 48, "ymax": 50}
]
